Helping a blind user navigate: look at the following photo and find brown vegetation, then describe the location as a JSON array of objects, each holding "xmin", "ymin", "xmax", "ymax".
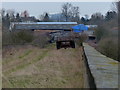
[
  {"xmin": 2, "ymin": 44, "xmax": 85, "ymax": 88},
  {"xmin": 97, "ymin": 37, "xmax": 118, "ymax": 60},
  {"xmin": 94, "ymin": 18, "xmax": 118, "ymax": 61},
  {"xmin": 2, "ymin": 29, "xmax": 51, "ymax": 48}
]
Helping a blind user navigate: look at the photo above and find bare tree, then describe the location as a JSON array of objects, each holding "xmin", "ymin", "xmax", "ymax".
[
  {"xmin": 111, "ymin": 1, "xmax": 118, "ymax": 12},
  {"xmin": 39, "ymin": 14, "xmax": 44, "ymax": 21},
  {"xmin": 89, "ymin": 12, "xmax": 104, "ymax": 25},
  {"xmin": 62, "ymin": 3, "xmax": 72, "ymax": 21},
  {"xmin": 118, "ymin": 1, "xmax": 120, "ymax": 13},
  {"xmin": 91, "ymin": 12, "xmax": 104, "ymax": 19},
  {"xmin": 6, "ymin": 9, "xmax": 15, "ymax": 20},
  {"xmin": 84, "ymin": 14, "xmax": 89, "ymax": 20},
  {"xmin": 117, "ymin": 1, "xmax": 120, "ymax": 28},
  {"xmin": 71, "ymin": 6, "xmax": 80, "ymax": 22},
  {"xmin": 21, "ymin": 10, "xmax": 29, "ymax": 17},
  {"xmin": 0, "ymin": 8, "xmax": 5, "ymax": 18}
]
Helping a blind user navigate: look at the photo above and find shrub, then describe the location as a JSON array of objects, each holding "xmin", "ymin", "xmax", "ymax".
[
  {"xmin": 11, "ymin": 30, "xmax": 34, "ymax": 44},
  {"xmin": 75, "ymin": 33, "xmax": 88, "ymax": 46},
  {"xmin": 2, "ymin": 29, "xmax": 13, "ymax": 45},
  {"xmin": 32, "ymin": 33, "xmax": 50, "ymax": 48},
  {"xmin": 95, "ymin": 26, "xmax": 108, "ymax": 41},
  {"xmin": 97, "ymin": 37, "xmax": 118, "ymax": 61}
]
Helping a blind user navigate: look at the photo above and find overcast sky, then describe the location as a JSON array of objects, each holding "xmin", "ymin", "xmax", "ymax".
[{"xmin": 2, "ymin": 2, "xmax": 113, "ymax": 18}]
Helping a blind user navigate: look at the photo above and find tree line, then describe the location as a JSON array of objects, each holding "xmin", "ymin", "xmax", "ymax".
[
  {"xmin": 94, "ymin": 2, "xmax": 119, "ymax": 61},
  {"xmin": 0, "ymin": 2, "xmax": 118, "ymax": 28}
]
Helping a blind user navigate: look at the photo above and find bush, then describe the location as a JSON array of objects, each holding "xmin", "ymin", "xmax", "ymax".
[
  {"xmin": 97, "ymin": 37, "xmax": 118, "ymax": 61},
  {"xmin": 2, "ymin": 29, "xmax": 50, "ymax": 48},
  {"xmin": 75, "ymin": 33, "xmax": 87, "ymax": 46},
  {"xmin": 2, "ymin": 29, "xmax": 13, "ymax": 45},
  {"xmin": 32, "ymin": 33, "xmax": 50, "ymax": 48},
  {"xmin": 95, "ymin": 26, "xmax": 108, "ymax": 41},
  {"xmin": 11, "ymin": 30, "xmax": 34, "ymax": 44}
]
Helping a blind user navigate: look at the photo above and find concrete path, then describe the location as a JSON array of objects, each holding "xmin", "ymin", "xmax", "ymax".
[{"xmin": 83, "ymin": 43, "xmax": 119, "ymax": 88}]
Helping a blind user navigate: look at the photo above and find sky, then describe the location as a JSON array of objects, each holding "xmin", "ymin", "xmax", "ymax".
[{"xmin": 2, "ymin": 2, "xmax": 114, "ymax": 19}]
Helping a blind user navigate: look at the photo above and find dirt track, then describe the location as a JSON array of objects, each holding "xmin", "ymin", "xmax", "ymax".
[{"xmin": 2, "ymin": 44, "xmax": 85, "ymax": 88}]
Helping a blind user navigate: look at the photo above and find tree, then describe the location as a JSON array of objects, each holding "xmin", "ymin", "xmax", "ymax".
[
  {"xmin": 0, "ymin": 9, "xmax": 5, "ymax": 18},
  {"xmin": 111, "ymin": 2, "xmax": 119, "ymax": 13},
  {"xmin": 116, "ymin": 1, "xmax": 120, "ymax": 26},
  {"xmin": 105, "ymin": 11, "xmax": 117, "ymax": 21},
  {"xmin": 4, "ymin": 13, "xmax": 10, "ymax": 28},
  {"xmin": 61, "ymin": 3, "xmax": 80, "ymax": 22},
  {"xmin": 95, "ymin": 26, "xmax": 108, "ymax": 41},
  {"xmin": 43, "ymin": 13, "xmax": 49, "ymax": 21},
  {"xmin": 89, "ymin": 12, "xmax": 104, "ymax": 25},
  {"xmin": 84, "ymin": 14, "xmax": 89, "ymax": 20},
  {"xmin": 80, "ymin": 15, "xmax": 89, "ymax": 24},
  {"xmin": 16, "ymin": 13, "xmax": 21, "ymax": 22},
  {"xmin": 16, "ymin": 13, "xmax": 20, "ymax": 18},
  {"xmin": 81, "ymin": 17, "xmax": 86, "ymax": 24},
  {"xmin": 70, "ymin": 6, "xmax": 80, "ymax": 22},
  {"xmin": 6, "ymin": 9, "xmax": 15, "ymax": 21},
  {"xmin": 61, "ymin": 3, "xmax": 72, "ymax": 21},
  {"xmin": 1, "ymin": 9, "xmax": 5, "ymax": 24},
  {"xmin": 21, "ymin": 10, "xmax": 29, "ymax": 17},
  {"xmin": 91, "ymin": 13, "xmax": 104, "ymax": 20},
  {"xmin": 40, "ymin": 12, "xmax": 50, "ymax": 22},
  {"xmin": 118, "ymin": 1, "xmax": 120, "ymax": 13}
]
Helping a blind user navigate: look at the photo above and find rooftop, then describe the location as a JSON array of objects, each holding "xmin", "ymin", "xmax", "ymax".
[{"xmin": 11, "ymin": 22, "xmax": 78, "ymax": 25}]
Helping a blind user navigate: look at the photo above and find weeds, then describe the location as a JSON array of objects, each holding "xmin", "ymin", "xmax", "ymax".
[
  {"xmin": 97, "ymin": 37, "xmax": 118, "ymax": 60},
  {"xmin": 4, "ymin": 50, "xmax": 49, "ymax": 75},
  {"xmin": 19, "ymin": 50, "xmax": 32, "ymax": 59},
  {"xmin": 11, "ymin": 30, "xmax": 34, "ymax": 44}
]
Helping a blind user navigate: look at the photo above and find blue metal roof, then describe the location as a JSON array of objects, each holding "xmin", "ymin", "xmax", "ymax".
[{"xmin": 72, "ymin": 24, "xmax": 88, "ymax": 32}]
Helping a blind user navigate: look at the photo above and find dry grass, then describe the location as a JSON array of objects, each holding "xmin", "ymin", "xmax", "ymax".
[{"xmin": 2, "ymin": 44, "xmax": 85, "ymax": 88}]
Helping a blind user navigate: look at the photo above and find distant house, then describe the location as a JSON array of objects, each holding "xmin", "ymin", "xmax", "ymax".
[
  {"xmin": 9, "ymin": 22, "xmax": 77, "ymax": 31},
  {"xmin": 49, "ymin": 13, "xmax": 66, "ymax": 22}
]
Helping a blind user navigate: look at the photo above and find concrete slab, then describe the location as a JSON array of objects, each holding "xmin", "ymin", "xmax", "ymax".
[{"xmin": 83, "ymin": 43, "xmax": 119, "ymax": 88}]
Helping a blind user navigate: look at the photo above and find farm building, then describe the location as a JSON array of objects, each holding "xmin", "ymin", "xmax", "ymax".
[{"xmin": 9, "ymin": 22, "xmax": 77, "ymax": 31}]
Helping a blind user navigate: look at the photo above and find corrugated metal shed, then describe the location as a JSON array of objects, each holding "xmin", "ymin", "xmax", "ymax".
[{"xmin": 10, "ymin": 22, "xmax": 77, "ymax": 30}]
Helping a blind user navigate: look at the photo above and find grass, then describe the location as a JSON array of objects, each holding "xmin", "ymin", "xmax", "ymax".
[
  {"xmin": 7, "ymin": 75, "xmax": 67, "ymax": 88},
  {"xmin": 4, "ymin": 50, "xmax": 49, "ymax": 75},
  {"xmin": 108, "ymin": 62, "xmax": 118, "ymax": 65},
  {"xmin": 18, "ymin": 50, "xmax": 33, "ymax": 59},
  {"xmin": 8, "ymin": 76, "xmax": 31, "ymax": 88},
  {"xmin": 3, "ymin": 49, "xmax": 32, "ymax": 65},
  {"xmin": 2, "ymin": 44, "xmax": 85, "ymax": 88}
]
